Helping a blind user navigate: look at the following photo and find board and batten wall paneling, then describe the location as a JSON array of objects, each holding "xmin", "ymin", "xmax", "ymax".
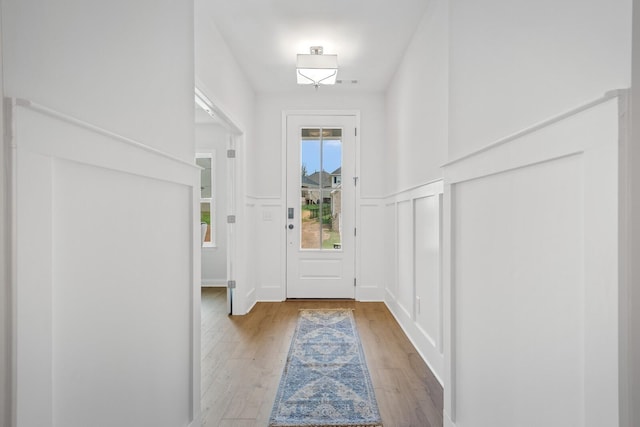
[
  {"xmin": 384, "ymin": 202, "xmax": 398, "ymax": 300},
  {"xmin": 11, "ymin": 100, "xmax": 200, "ymax": 427},
  {"xmin": 396, "ymin": 200, "xmax": 414, "ymax": 319},
  {"xmin": 414, "ymin": 194, "xmax": 443, "ymax": 358},
  {"xmin": 384, "ymin": 180, "xmax": 445, "ymax": 383},
  {"xmin": 443, "ymin": 92, "xmax": 624, "ymax": 427},
  {"xmin": 356, "ymin": 202, "xmax": 385, "ymax": 301},
  {"xmin": 251, "ymin": 197, "xmax": 285, "ymax": 301},
  {"xmin": 251, "ymin": 197, "xmax": 388, "ymax": 303}
]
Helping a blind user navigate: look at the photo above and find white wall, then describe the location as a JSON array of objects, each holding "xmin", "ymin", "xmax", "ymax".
[
  {"xmin": 251, "ymin": 92, "xmax": 386, "ymax": 198},
  {"xmin": 196, "ymin": 123, "xmax": 228, "ymax": 286},
  {"xmin": 3, "ymin": 0, "xmax": 194, "ymax": 161},
  {"xmin": 385, "ymin": 0, "xmax": 448, "ymax": 193},
  {"xmin": 0, "ymin": 7, "xmax": 9, "ymax": 427},
  {"xmin": 3, "ymin": 1, "xmax": 198, "ymax": 426},
  {"xmin": 194, "ymin": 1, "xmax": 254, "ymax": 136},
  {"xmin": 449, "ymin": 0, "xmax": 632, "ymax": 159},
  {"xmin": 382, "ymin": 0, "xmax": 449, "ymax": 382},
  {"xmin": 251, "ymin": 92, "xmax": 387, "ymax": 301},
  {"xmin": 444, "ymin": 1, "xmax": 632, "ymax": 426},
  {"xmin": 628, "ymin": 1, "xmax": 640, "ymax": 425},
  {"xmin": 194, "ymin": 0, "xmax": 256, "ymax": 314},
  {"xmin": 443, "ymin": 95, "xmax": 621, "ymax": 427}
]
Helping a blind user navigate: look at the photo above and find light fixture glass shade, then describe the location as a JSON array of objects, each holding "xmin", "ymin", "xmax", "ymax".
[{"xmin": 296, "ymin": 53, "xmax": 338, "ymax": 86}]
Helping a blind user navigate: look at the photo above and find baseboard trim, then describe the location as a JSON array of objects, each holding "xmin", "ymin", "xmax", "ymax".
[
  {"xmin": 444, "ymin": 412, "xmax": 455, "ymax": 427},
  {"xmin": 383, "ymin": 298, "xmax": 444, "ymax": 386}
]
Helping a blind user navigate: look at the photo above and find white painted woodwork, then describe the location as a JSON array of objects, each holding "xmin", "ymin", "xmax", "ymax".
[
  {"xmin": 4, "ymin": 2, "xmax": 199, "ymax": 425},
  {"xmin": 10, "ymin": 100, "xmax": 200, "ymax": 427},
  {"xmin": 384, "ymin": 203, "xmax": 398, "ymax": 300},
  {"xmin": 384, "ymin": 181, "xmax": 445, "ymax": 383},
  {"xmin": 625, "ymin": 5, "xmax": 640, "ymax": 427},
  {"xmin": 414, "ymin": 194, "xmax": 442, "ymax": 353},
  {"xmin": 285, "ymin": 114, "xmax": 356, "ymax": 299},
  {"xmin": 53, "ymin": 161, "xmax": 192, "ymax": 427},
  {"xmin": 195, "ymin": 0, "xmax": 255, "ymax": 315},
  {"xmin": 378, "ymin": 0, "xmax": 449, "ymax": 384},
  {"xmin": 396, "ymin": 200, "xmax": 414, "ymax": 318},
  {"xmin": 443, "ymin": 95, "xmax": 623, "ymax": 427},
  {"xmin": 251, "ymin": 94, "xmax": 385, "ymax": 304},
  {"xmin": 196, "ymin": 124, "xmax": 228, "ymax": 287},
  {"xmin": 356, "ymin": 202, "xmax": 386, "ymax": 301},
  {"xmin": 251, "ymin": 197, "xmax": 286, "ymax": 301}
]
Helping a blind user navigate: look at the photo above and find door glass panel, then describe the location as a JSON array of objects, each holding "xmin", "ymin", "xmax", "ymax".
[{"xmin": 300, "ymin": 128, "xmax": 342, "ymax": 250}]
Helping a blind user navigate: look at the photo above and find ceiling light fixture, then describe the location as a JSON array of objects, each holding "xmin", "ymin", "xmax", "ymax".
[{"xmin": 296, "ymin": 46, "xmax": 338, "ymax": 89}]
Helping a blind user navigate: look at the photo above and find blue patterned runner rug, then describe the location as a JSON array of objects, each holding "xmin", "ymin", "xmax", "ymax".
[{"xmin": 269, "ymin": 309, "xmax": 383, "ymax": 427}]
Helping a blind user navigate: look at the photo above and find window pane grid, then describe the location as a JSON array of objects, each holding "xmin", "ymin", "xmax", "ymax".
[
  {"xmin": 197, "ymin": 153, "xmax": 215, "ymax": 247},
  {"xmin": 300, "ymin": 128, "xmax": 342, "ymax": 251}
]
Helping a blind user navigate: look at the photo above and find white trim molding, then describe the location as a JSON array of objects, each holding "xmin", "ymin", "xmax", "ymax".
[
  {"xmin": 383, "ymin": 179, "xmax": 444, "ymax": 384},
  {"xmin": 443, "ymin": 91, "xmax": 629, "ymax": 426},
  {"xmin": 9, "ymin": 98, "xmax": 201, "ymax": 427}
]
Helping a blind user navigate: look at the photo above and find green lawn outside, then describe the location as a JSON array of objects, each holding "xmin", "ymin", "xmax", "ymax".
[{"xmin": 322, "ymin": 229, "xmax": 341, "ymax": 249}]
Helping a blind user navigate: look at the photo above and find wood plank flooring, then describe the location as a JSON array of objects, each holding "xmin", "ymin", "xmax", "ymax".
[{"xmin": 200, "ymin": 288, "xmax": 443, "ymax": 427}]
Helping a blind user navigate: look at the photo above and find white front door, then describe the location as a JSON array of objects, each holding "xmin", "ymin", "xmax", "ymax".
[{"xmin": 286, "ymin": 114, "xmax": 356, "ymax": 298}]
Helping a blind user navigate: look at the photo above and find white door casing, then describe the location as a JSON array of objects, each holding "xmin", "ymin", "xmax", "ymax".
[{"xmin": 286, "ymin": 114, "xmax": 357, "ymax": 299}]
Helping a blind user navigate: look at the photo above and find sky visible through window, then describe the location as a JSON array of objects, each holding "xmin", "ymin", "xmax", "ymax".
[{"xmin": 301, "ymin": 139, "xmax": 341, "ymax": 174}]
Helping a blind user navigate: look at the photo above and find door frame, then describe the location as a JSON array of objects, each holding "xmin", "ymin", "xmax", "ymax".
[
  {"xmin": 281, "ymin": 110, "xmax": 361, "ymax": 300},
  {"xmin": 194, "ymin": 86, "xmax": 249, "ymax": 317}
]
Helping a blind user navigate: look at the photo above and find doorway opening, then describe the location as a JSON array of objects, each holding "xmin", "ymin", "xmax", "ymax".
[{"xmin": 195, "ymin": 88, "xmax": 241, "ymax": 314}]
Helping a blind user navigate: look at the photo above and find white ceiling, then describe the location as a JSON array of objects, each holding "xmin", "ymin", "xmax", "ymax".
[{"xmin": 204, "ymin": 0, "xmax": 430, "ymax": 93}]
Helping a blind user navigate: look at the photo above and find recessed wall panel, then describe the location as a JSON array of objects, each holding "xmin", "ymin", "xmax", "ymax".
[
  {"xmin": 359, "ymin": 205, "xmax": 383, "ymax": 286},
  {"xmin": 385, "ymin": 203, "xmax": 397, "ymax": 297},
  {"xmin": 397, "ymin": 200, "xmax": 413, "ymax": 317},
  {"xmin": 414, "ymin": 195, "xmax": 440, "ymax": 347},
  {"xmin": 454, "ymin": 154, "xmax": 584, "ymax": 427},
  {"xmin": 52, "ymin": 160, "xmax": 191, "ymax": 427}
]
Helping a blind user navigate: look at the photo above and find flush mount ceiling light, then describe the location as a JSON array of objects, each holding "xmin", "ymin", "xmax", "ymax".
[{"xmin": 296, "ymin": 46, "xmax": 338, "ymax": 88}]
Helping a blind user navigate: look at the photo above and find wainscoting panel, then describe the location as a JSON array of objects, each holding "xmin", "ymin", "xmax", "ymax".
[
  {"xmin": 384, "ymin": 180, "xmax": 444, "ymax": 382},
  {"xmin": 251, "ymin": 197, "xmax": 286, "ymax": 301},
  {"xmin": 396, "ymin": 200, "xmax": 414, "ymax": 319},
  {"xmin": 356, "ymin": 201, "xmax": 385, "ymax": 301},
  {"xmin": 414, "ymin": 194, "xmax": 442, "ymax": 354},
  {"xmin": 384, "ymin": 202, "xmax": 397, "ymax": 300},
  {"xmin": 10, "ymin": 100, "xmax": 200, "ymax": 427},
  {"xmin": 443, "ymin": 93, "xmax": 624, "ymax": 427}
]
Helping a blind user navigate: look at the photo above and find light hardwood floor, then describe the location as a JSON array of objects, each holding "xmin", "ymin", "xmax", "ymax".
[{"xmin": 200, "ymin": 288, "xmax": 443, "ymax": 427}]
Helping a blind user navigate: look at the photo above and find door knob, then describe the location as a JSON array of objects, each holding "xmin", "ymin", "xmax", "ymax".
[{"xmin": 288, "ymin": 224, "xmax": 294, "ymax": 230}]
